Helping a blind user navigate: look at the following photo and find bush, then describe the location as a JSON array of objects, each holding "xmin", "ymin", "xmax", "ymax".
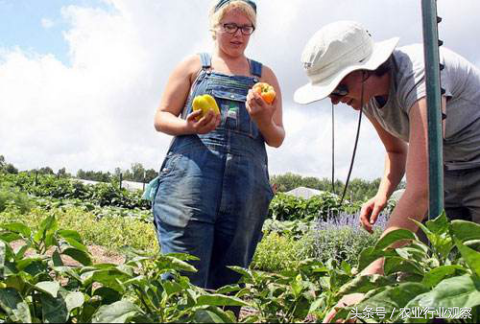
[
  {"xmin": 312, "ymin": 212, "xmax": 385, "ymax": 265},
  {"xmin": 0, "ymin": 188, "xmax": 33, "ymax": 214},
  {"xmin": 251, "ymin": 232, "xmax": 299, "ymax": 271},
  {"xmin": 268, "ymin": 192, "xmax": 362, "ymax": 222}
]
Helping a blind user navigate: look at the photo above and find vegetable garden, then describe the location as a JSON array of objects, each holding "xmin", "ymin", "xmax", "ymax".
[{"xmin": 1, "ymin": 172, "xmax": 479, "ymax": 322}]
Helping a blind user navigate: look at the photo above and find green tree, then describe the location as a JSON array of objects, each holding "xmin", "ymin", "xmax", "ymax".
[
  {"xmin": 145, "ymin": 168, "xmax": 157, "ymax": 182},
  {"xmin": 38, "ymin": 167, "xmax": 54, "ymax": 175},
  {"xmin": 4, "ymin": 164, "xmax": 18, "ymax": 174},
  {"xmin": 131, "ymin": 163, "xmax": 146, "ymax": 182},
  {"xmin": 57, "ymin": 167, "xmax": 69, "ymax": 178}
]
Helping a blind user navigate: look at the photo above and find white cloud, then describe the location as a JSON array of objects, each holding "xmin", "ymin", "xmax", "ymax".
[
  {"xmin": 1, "ymin": 0, "xmax": 480, "ymax": 181},
  {"xmin": 41, "ymin": 18, "xmax": 55, "ymax": 29}
]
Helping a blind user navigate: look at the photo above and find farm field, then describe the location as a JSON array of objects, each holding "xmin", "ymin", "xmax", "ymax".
[{"xmin": 1, "ymin": 172, "xmax": 479, "ymax": 322}]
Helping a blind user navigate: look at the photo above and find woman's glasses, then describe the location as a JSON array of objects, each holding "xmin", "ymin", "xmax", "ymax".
[{"xmin": 221, "ymin": 23, "xmax": 255, "ymax": 35}]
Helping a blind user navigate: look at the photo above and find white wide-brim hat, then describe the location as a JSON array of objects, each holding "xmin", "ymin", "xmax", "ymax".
[{"xmin": 294, "ymin": 21, "xmax": 399, "ymax": 105}]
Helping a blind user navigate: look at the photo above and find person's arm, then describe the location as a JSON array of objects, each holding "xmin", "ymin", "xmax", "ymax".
[
  {"xmin": 326, "ymin": 97, "xmax": 448, "ymax": 322},
  {"xmin": 245, "ymin": 66, "xmax": 285, "ymax": 148},
  {"xmin": 324, "ymin": 98, "xmax": 431, "ymax": 322},
  {"xmin": 360, "ymin": 114, "xmax": 408, "ymax": 233},
  {"xmin": 362, "ymin": 97, "xmax": 449, "ymax": 275},
  {"xmin": 154, "ymin": 55, "xmax": 220, "ymax": 136}
]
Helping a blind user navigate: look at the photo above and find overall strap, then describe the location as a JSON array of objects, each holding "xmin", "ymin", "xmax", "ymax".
[
  {"xmin": 199, "ymin": 52, "xmax": 212, "ymax": 70},
  {"xmin": 250, "ymin": 59, "xmax": 263, "ymax": 78}
]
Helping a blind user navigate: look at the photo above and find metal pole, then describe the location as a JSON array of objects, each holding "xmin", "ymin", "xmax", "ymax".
[{"xmin": 421, "ymin": 0, "xmax": 444, "ymax": 220}]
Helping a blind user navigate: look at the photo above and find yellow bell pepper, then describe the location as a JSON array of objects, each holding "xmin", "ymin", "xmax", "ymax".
[
  {"xmin": 253, "ymin": 82, "xmax": 276, "ymax": 104},
  {"xmin": 192, "ymin": 94, "xmax": 220, "ymax": 120}
]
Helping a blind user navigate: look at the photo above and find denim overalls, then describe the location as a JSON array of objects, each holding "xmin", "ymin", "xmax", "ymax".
[{"xmin": 152, "ymin": 53, "xmax": 274, "ymax": 289}]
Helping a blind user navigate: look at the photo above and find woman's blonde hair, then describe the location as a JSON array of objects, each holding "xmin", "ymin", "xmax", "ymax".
[{"xmin": 209, "ymin": 0, "xmax": 257, "ymax": 40}]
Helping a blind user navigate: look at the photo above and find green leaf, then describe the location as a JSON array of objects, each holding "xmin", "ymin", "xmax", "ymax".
[
  {"xmin": 155, "ymin": 255, "xmax": 197, "ymax": 273},
  {"xmin": 291, "ymin": 274, "xmax": 304, "ymax": 298},
  {"xmin": 383, "ymin": 257, "xmax": 424, "ymax": 276},
  {"xmin": 422, "ymin": 265, "xmax": 467, "ymax": 288},
  {"xmin": 1, "ymin": 223, "xmax": 31, "ymax": 238},
  {"xmin": 455, "ymin": 239, "xmax": 480, "ymax": 277},
  {"xmin": 227, "ymin": 266, "xmax": 254, "ymax": 282},
  {"xmin": 17, "ymin": 258, "xmax": 46, "ymax": 276},
  {"xmin": 375, "ymin": 229, "xmax": 417, "ymax": 250},
  {"xmin": 93, "ymin": 287, "xmax": 122, "ymax": 304},
  {"xmin": 81, "ymin": 269, "xmax": 131, "ymax": 293},
  {"xmin": 425, "ymin": 211, "xmax": 449, "ymax": 234},
  {"xmin": 405, "ymin": 275, "xmax": 480, "ymax": 310},
  {"xmin": 4, "ymin": 275, "xmax": 25, "ymax": 292},
  {"xmin": 308, "ymin": 296, "xmax": 326, "ymax": 313},
  {"xmin": 194, "ymin": 309, "xmax": 230, "ymax": 323},
  {"xmin": 33, "ymin": 215, "xmax": 58, "ymax": 244},
  {"xmin": 35, "ymin": 281, "xmax": 60, "ymax": 298},
  {"xmin": 62, "ymin": 248, "xmax": 92, "ymax": 266},
  {"xmin": 336, "ymin": 275, "xmax": 396, "ymax": 297},
  {"xmin": 162, "ymin": 280, "xmax": 185, "ymax": 296},
  {"xmin": 411, "ymin": 219, "xmax": 432, "ymax": 237},
  {"xmin": 164, "ymin": 252, "xmax": 200, "ymax": 262},
  {"xmin": 412, "ymin": 218, "xmax": 453, "ymax": 258},
  {"xmin": 57, "ymin": 230, "xmax": 83, "ymax": 243},
  {"xmin": 196, "ymin": 294, "xmax": 249, "ymax": 307},
  {"xmin": 451, "ymin": 220, "xmax": 480, "ymax": 242},
  {"xmin": 44, "ymin": 232, "xmax": 57, "ymax": 250},
  {"xmin": 346, "ymin": 283, "xmax": 429, "ymax": 322},
  {"xmin": 52, "ymin": 250, "xmax": 64, "ymax": 267},
  {"xmin": 39, "ymin": 294, "xmax": 69, "ymax": 323},
  {"xmin": 216, "ymin": 284, "xmax": 241, "ymax": 295},
  {"xmin": 357, "ymin": 247, "xmax": 396, "ymax": 272},
  {"xmin": 0, "ymin": 288, "xmax": 32, "ymax": 323},
  {"xmin": 65, "ymin": 291, "xmax": 85, "ymax": 313},
  {"xmin": 465, "ymin": 239, "xmax": 480, "ymax": 251},
  {"xmin": 92, "ymin": 300, "xmax": 142, "ymax": 323},
  {"xmin": 0, "ymin": 232, "xmax": 22, "ymax": 243},
  {"xmin": 340, "ymin": 261, "xmax": 352, "ymax": 275},
  {"xmin": 14, "ymin": 244, "xmax": 30, "ymax": 261},
  {"xmin": 62, "ymin": 237, "xmax": 89, "ymax": 253}
]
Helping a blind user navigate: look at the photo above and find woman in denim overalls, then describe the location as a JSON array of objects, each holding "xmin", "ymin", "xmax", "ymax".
[{"xmin": 152, "ymin": 0, "xmax": 284, "ymax": 290}]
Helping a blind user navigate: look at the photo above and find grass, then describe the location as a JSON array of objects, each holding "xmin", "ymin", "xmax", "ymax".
[{"xmin": 0, "ymin": 205, "xmax": 159, "ymax": 255}]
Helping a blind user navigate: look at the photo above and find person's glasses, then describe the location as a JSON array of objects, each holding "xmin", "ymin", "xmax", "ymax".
[
  {"xmin": 221, "ymin": 23, "xmax": 255, "ymax": 35},
  {"xmin": 330, "ymin": 84, "xmax": 349, "ymax": 97}
]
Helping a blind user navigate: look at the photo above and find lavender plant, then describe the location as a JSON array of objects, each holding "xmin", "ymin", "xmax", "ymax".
[{"xmin": 312, "ymin": 211, "xmax": 388, "ymax": 265}]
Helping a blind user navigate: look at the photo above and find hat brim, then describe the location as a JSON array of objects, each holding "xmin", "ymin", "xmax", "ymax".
[{"xmin": 294, "ymin": 37, "xmax": 400, "ymax": 105}]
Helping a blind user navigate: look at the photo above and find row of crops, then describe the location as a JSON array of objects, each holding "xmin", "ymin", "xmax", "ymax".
[{"xmin": 1, "ymin": 172, "xmax": 479, "ymax": 322}]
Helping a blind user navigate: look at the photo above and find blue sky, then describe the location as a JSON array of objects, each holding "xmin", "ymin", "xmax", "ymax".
[{"xmin": 0, "ymin": 0, "xmax": 112, "ymax": 64}]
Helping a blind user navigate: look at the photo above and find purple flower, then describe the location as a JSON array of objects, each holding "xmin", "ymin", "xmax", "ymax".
[{"xmin": 315, "ymin": 211, "xmax": 388, "ymax": 232}]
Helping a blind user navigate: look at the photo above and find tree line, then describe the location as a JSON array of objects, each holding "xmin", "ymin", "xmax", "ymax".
[
  {"xmin": 270, "ymin": 172, "xmax": 405, "ymax": 203},
  {"xmin": 0, "ymin": 155, "xmax": 157, "ymax": 183},
  {"xmin": 1, "ymin": 155, "xmax": 403, "ymax": 202}
]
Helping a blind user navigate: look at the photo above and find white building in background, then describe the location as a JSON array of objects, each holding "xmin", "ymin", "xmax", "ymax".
[
  {"xmin": 75, "ymin": 179, "xmax": 144, "ymax": 192},
  {"xmin": 285, "ymin": 186, "xmax": 325, "ymax": 199}
]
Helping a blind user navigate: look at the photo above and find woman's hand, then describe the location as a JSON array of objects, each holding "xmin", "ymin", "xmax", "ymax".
[
  {"xmin": 360, "ymin": 195, "xmax": 388, "ymax": 233},
  {"xmin": 323, "ymin": 293, "xmax": 365, "ymax": 323},
  {"xmin": 246, "ymin": 89, "xmax": 276, "ymax": 128},
  {"xmin": 186, "ymin": 110, "xmax": 221, "ymax": 134}
]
